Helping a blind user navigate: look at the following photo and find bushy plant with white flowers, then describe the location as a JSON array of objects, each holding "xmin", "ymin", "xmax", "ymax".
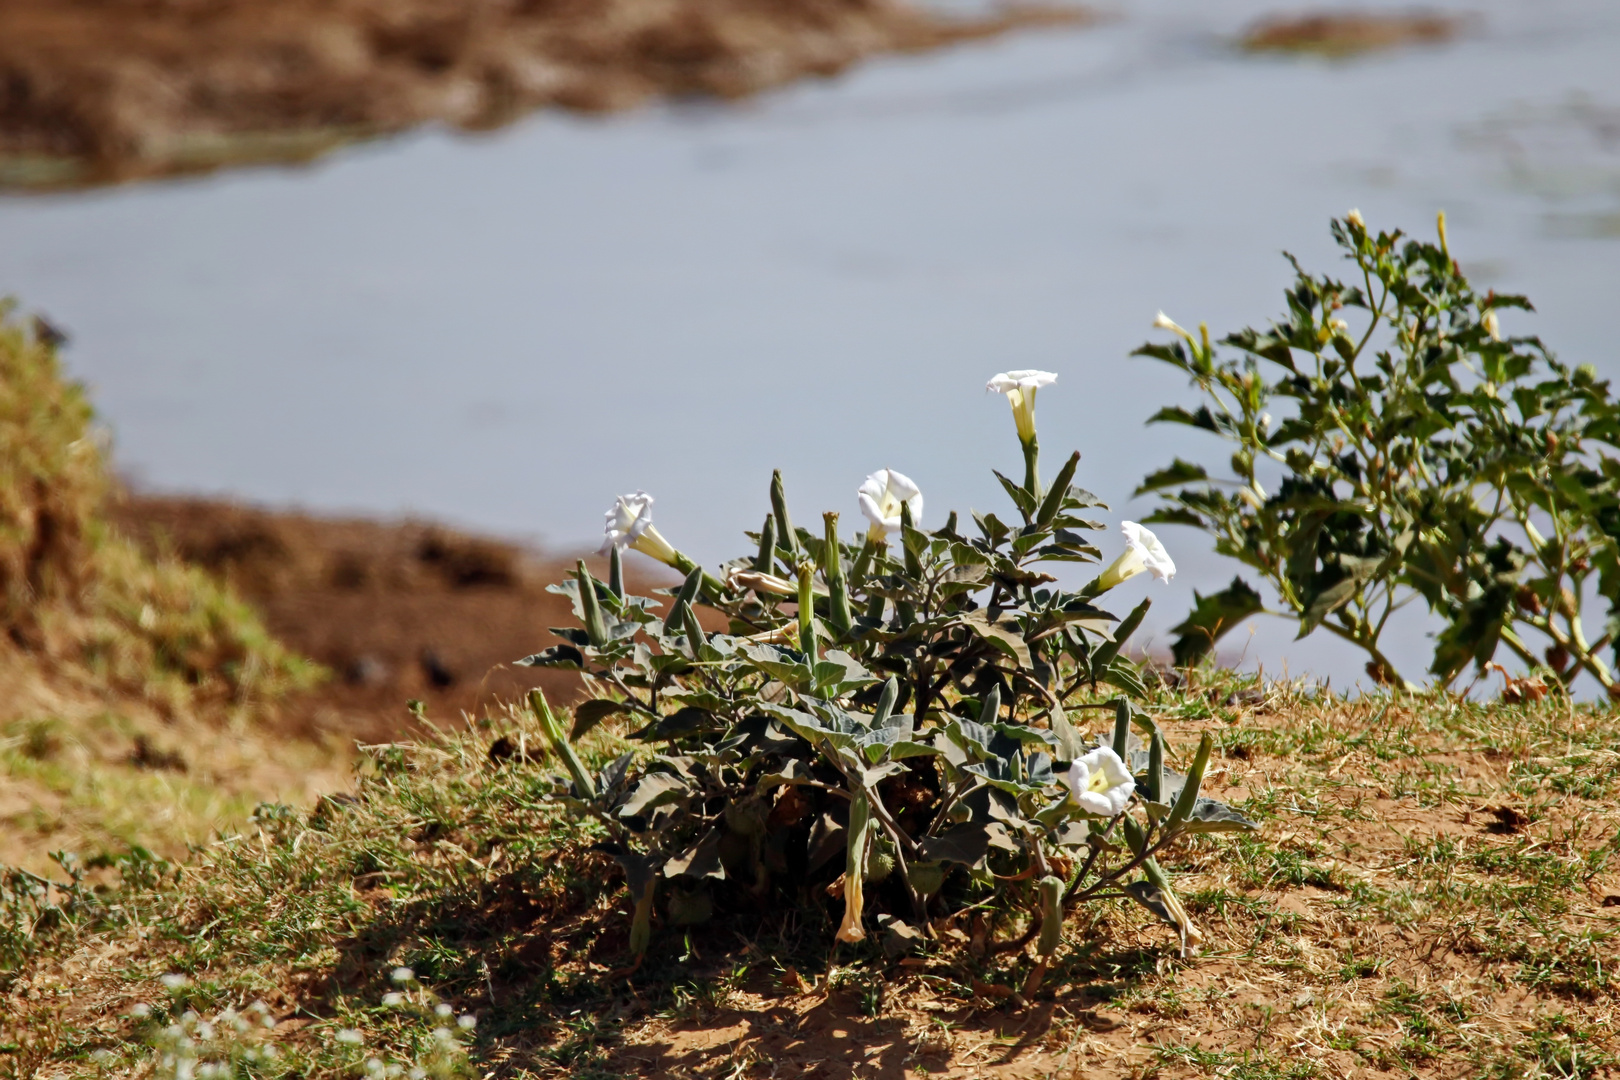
[
  {"xmin": 517, "ymin": 372, "xmax": 1256, "ymax": 982},
  {"xmin": 1138, "ymin": 213, "xmax": 1620, "ymax": 695}
]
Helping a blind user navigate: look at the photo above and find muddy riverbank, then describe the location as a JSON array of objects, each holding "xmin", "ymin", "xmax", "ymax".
[{"xmin": 0, "ymin": 0, "xmax": 1085, "ymax": 188}]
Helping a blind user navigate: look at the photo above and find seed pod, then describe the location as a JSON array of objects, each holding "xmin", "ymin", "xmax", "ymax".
[
  {"xmin": 864, "ymin": 834, "xmax": 896, "ymax": 882},
  {"xmin": 667, "ymin": 887, "xmax": 712, "ymax": 927},
  {"xmin": 682, "ymin": 604, "xmax": 706, "ymax": 652},
  {"xmin": 905, "ymin": 860, "xmax": 946, "ymax": 896},
  {"xmin": 823, "ymin": 512, "xmax": 853, "ymax": 636},
  {"xmin": 576, "ymin": 560, "xmax": 609, "ymax": 648},
  {"xmin": 755, "ymin": 514, "xmax": 778, "ymax": 573},
  {"xmin": 1166, "ymin": 733, "xmax": 1214, "ymax": 832},
  {"xmin": 797, "ymin": 562, "xmax": 817, "ymax": 658},
  {"xmin": 771, "ymin": 470, "xmax": 798, "ymax": 556}
]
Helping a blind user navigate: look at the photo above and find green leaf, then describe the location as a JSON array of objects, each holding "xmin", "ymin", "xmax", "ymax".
[
  {"xmin": 992, "ymin": 469, "xmax": 1037, "ymax": 521},
  {"xmin": 1135, "ymin": 459, "xmax": 1210, "ymax": 496},
  {"xmin": 571, "ymin": 698, "xmax": 630, "ymax": 740},
  {"xmin": 961, "ymin": 610, "xmax": 1033, "ymax": 670},
  {"xmin": 1168, "ymin": 578, "xmax": 1264, "ymax": 668},
  {"xmin": 616, "ymin": 772, "xmax": 692, "ymax": 820},
  {"xmin": 514, "ymin": 645, "xmax": 585, "ymax": 671}
]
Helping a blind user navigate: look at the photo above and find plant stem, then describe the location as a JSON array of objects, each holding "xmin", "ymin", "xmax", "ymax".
[{"xmin": 1021, "ymin": 435, "xmax": 1041, "ymax": 502}]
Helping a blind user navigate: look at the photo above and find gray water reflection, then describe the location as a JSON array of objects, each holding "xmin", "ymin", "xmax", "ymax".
[{"xmin": 1, "ymin": 0, "xmax": 1618, "ymax": 690}]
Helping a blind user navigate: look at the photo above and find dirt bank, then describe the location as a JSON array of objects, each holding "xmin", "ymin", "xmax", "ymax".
[
  {"xmin": 0, "ymin": 0, "xmax": 1087, "ymax": 188},
  {"xmin": 111, "ymin": 494, "xmax": 664, "ymax": 744}
]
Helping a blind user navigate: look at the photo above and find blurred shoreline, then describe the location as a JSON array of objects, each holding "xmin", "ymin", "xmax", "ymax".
[{"xmin": 0, "ymin": 0, "xmax": 1087, "ymax": 190}]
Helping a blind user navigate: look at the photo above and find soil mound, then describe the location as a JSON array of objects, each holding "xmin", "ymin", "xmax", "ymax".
[
  {"xmin": 0, "ymin": 0, "xmax": 1088, "ymax": 188},
  {"xmin": 112, "ymin": 495, "xmax": 657, "ymax": 744}
]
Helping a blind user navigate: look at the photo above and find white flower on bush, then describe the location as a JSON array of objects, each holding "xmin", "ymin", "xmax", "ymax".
[
  {"xmin": 857, "ymin": 468, "xmax": 923, "ymax": 541},
  {"xmin": 1153, "ymin": 311, "xmax": 1193, "ymax": 341},
  {"xmin": 985, "ymin": 370, "xmax": 1057, "ymax": 444},
  {"xmin": 1095, "ymin": 521, "xmax": 1176, "ymax": 591},
  {"xmin": 1061, "ymin": 747, "xmax": 1135, "ymax": 817},
  {"xmin": 598, "ymin": 490, "xmax": 680, "ymax": 566}
]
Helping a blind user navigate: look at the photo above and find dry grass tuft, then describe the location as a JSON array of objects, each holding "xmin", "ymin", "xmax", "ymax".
[{"xmin": 0, "ymin": 300, "xmax": 319, "ymax": 717}]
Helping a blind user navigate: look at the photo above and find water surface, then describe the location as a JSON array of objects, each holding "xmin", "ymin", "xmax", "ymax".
[{"xmin": 3, "ymin": 0, "xmax": 1619, "ymax": 689}]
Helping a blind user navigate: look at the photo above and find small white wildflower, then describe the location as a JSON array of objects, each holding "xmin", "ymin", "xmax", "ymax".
[
  {"xmin": 174, "ymin": 1061, "xmax": 195, "ymax": 1080},
  {"xmin": 262, "ymin": 1045, "xmax": 279, "ymax": 1059},
  {"xmin": 381, "ymin": 992, "xmax": 405, "ymax": 1007},
  {"xmin": 334, "ymin": 1028, "xmax": 364, "ymax": 1046},
  {"xmin": 196, "ymin": 1021, "xmax": 215, "ymax": 1041},
  {"xmin": 457, "ymin": 1013, "xmax": 477, "ymax": 1030},
  {"xmin": 390, "ymin": 966, "xmax": 415, "ymax": 984},
  {"xmin": 90, "ymin": 1048, "xmax": 114, "ymax": 1064},
  {"xmin": 433, "ymin": 1027, "xmax": 455, "ymax": 1044},
  {"xmin": 1153, "ymin": 311, "xmax": 1193, "ymax": 342},
  {"xmin": 181, "ymin": 1010, "xmax": 200, "ymax": 1026},
  {"xmin": 365, "ymin": 1057, "xmax": 386, "ymax": 1075},
  {"xmin": 131, "ymin": 1003, "xmax": 152, "ymax": 1018},
  {"xmin": 409, "ymin": 1069, "xmax": 427, "ymax": 1080},
  {"xmin": 1483, "ymin": 310, "xmax": 1501, "ymax": 341},
  {"xmin": 160, "ymin": 973, "xmax": 189, "ymax": 991},
  {"xmin": 434, "ymin": 1003, "xmax": 453, "ymax": 1019},
  {"xmin": 1346, "ymin": 208, "xmax": 1365, "ymax": 227}
]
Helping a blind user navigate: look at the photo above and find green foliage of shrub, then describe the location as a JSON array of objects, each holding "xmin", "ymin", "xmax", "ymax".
[
  {"xmin": 519, "ymin": 385, "xmax": 1256, "ymax": 972},
  {"xmin": 0, "ymin": 300, "xmax": 319, "ymax": 712},
  {"xmin": 1137, "ymin": 214, "xmax": 1620, "ymax": 694}
]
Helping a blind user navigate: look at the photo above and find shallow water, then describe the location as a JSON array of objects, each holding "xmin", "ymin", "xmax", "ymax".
[{"xmin": 2, "ymin": 0, "xmax": 1618, "ymax": 690}]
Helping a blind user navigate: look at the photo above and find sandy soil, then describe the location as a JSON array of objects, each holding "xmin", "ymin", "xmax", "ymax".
[{"xmin": 0, "ymin": 0, "xmax": 1087, "ymax": 187}]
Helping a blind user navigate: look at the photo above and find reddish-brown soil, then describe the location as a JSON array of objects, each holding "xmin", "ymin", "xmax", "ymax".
[
  {"xmin": 0, "ymin": 0, "xmax": 1088, "ymax": 187},
  {"xmin": 111, "ymin": 493, "xmax": 664, "ymax": 743}
]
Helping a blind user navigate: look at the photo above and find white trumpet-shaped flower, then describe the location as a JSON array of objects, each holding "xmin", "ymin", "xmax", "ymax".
[
  {"xmin": 599, "ymin": 490, "xmax": 680, "ymax": 567},
  {"xmin": 1062, "ymin": 746, "xmax": 1136, "ymax": 817},
  {"xmin": 985, "ymin": 370, "xmax": 1057, "ymax": 444},
  {"xmin": 726, "ymin": 568, "xmax": 798, "ymax": 597},
  {"xmin": 1094, "ymin": 521, "xmax": 1176, "ymax": 591},
  {"xmin": 1153, "ymin": 311, "xmax": 1194, "ymax": 343},
  {"xmin": 858, "ymin": 468, "xmax": 923, "ymax": 541}
]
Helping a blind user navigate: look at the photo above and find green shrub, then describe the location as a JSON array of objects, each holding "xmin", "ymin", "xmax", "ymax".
[
  {"xmin": 519, "ymin": 372, "xmax": 1255, "ymax": 976},
  {"xmin": 1137, "ymin": 213, "xmax": 1620, "ymax": 694}
]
